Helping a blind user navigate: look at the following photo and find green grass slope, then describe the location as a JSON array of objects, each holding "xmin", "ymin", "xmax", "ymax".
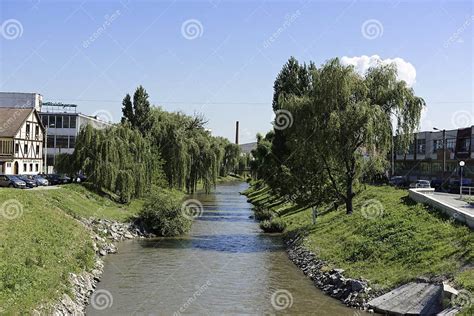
[
  {"xmin": 0, "ymin": 184, "xmax": 141, "ymax": 313},
  {"xmin": 245, "ymin": 183, "xmax": 473, "ymax": 295}
]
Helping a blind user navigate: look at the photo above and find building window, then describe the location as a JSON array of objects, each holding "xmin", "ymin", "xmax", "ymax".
[
  {"xmin": 47, "ymin": 135, "xmax": 55, "ymax": 148},
  {"xmin": 26, "ymin": 124, "xmax": 30, "ymax": 135},
  {"xmin": 42, "ymin": 115, "xmax": 48, "ymax": 127},
  {"xmin": 0, "ymin": 140, "xmax": 13, "ymax": 156},
  {"xmin": 63, "ymin": 116, "xmax": 70, "ymax": 128},
  {"xmin": 56, "ymin": 135, "xmax": 68, "ymax": 149},
  {"xmin": 70, "ymin": 116, "xmax": 77, "ymax": 129},
  {"xmin": 30, "ymin": 163, "xmax": 33, "ymax": 172},
  {"xmin": 35, "ymin": 125, "xmax": 39, "ymax": 136},
  {"xmin": 49, "ymin": 115, "xmax": 56, "ymax": 128},
  {"xmin": 417, "ymin": 139, "xmax": 426, "ymax": 154},
  {"xmin": 15, "ymin": 143, "xmax": 19, "ymax": 154},
  {"xmin": 459, "ymin": 138, "xmax": 470, "ymax": 152},
  {"xmin": 433, "ymin": 139, "xmax": 443, "ymax": 153},
  {"xmin": 407, "ymin": 142, "xmax": 415, "ymax": 155},
  {"xmin": 447, "ymin": 138, "xmax": 456, "ymax": 150},
  {"xmin": 35, "ymin": 164, "xmax": 39, "ymax": 172},
  {"xmin": 55, "ymin": 115, "xmax": 63, "ymax": 128},
  {"xmin": 24, "ymin": 144, "xmax": 28, "ymax": 154},
  {"xmin": 36, "ymin": 145, "xmax": 40, "ymax": 155},
  {"xmin": 23, "ymin": 163, "xmax": 27, "ymax": 172},
  {"xmin": 69, "ymin": 135, "xmax": 76, "ymax": 148}
]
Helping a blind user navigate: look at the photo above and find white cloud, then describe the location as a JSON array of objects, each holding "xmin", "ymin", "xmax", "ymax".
[{"xmin": 341, "ymin": 55, "xmax": 416, "ymax": 87}]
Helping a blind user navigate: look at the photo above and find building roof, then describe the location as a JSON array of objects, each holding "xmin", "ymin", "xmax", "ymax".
[
  {"xmin": 240, "ymin": 142, "xmax": 257, "ymax": 154},
  {"xmin": 0, "ymin": 108, "xmax": 38, "ymax": 137}
]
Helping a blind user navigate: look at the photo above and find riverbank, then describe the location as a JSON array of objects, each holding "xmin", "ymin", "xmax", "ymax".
[
  {"xmin": 0, "ymin": 184, "xmax": 146, "ymax": 314},
  {"xmin": 243, "ymin": 182, "xmax": 474, "ymax": 314}
]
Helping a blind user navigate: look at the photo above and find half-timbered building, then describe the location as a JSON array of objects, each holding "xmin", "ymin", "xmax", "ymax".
[{"xmin": 0, "ymin": 107, "xmax": 45, "ymax": 175}]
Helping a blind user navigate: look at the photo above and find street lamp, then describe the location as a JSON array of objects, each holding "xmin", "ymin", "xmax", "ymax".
[{"xmin": 459, "ymin": 161, "xmax": 465, "ymax": 199}]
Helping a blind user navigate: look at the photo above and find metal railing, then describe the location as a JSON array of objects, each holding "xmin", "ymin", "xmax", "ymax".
[{"xmin": 460, "ymin": 186, "xmax": 474, "ymax": 196}]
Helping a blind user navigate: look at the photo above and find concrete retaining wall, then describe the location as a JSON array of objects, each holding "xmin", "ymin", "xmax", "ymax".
[{"xmin": 409, "ymin": 189, "xmax": 474, "ymax": 230}]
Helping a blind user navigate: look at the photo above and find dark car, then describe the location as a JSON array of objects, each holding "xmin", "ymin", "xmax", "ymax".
[
  {"xmin": 449, "ymin": 179, "xmax": 472, "ymax": 194},
  {"xmin": 58, "ymin": 174, "xmax": 71, "ymax": 184},
  {"xmin": 17, "ymin": 175, "xmax": 38, "ymax": 188},
  {"xmin": 431, "ymin": 179, "xmax": 449, "ymax": 192},
  {"xmin": 44, "ymin": 174, "xmax": 62, "ymax": 185},
  {"xmin": 389, "ymin": 176, "xmax": 408, "ymax": 187},
  {"xmin": 0, "ymin": 175, "xmax": 27, "ymax": 188},
  {"xmin": 46, "ymin": 174, "xmax": 71, "ymax": 185}
]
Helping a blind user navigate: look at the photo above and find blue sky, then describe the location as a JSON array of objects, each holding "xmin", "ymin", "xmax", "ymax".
[{"xmin": 1, "ymin": 0, "xmax": 473, "ymax": 143}]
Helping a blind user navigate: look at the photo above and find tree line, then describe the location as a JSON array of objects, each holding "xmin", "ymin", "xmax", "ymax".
[
  {"xmin": 57, "ymin": 85, "xmax": 241, "ymax": 203},
  {"xmin": 250, "ymin": 57, "xmax": 424, "ymax": 214}
]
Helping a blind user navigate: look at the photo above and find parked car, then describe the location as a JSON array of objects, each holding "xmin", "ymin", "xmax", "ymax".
[
  {"xmin": 415, "ymin": 180, "xmax": 431, "ymax": 188},
  {"xmin": 389, "ymin": 176, "xmax": 408, "ymax": 187},
  {"xmin": 29, "ymin": 174, "xmax": 49, "ymax": 186},
  {"xmin": 0, "ymin": 175, "xmax": 27, "ymax": 189},
  {"xmin": 45, "ymin": 174, "xmax": 71, "ymax": 185},
  {"xmin": 17, "ymin": 175, "xmax": 38, "ymax": 188},
  {"xmin": 448, "ymin": 179, "xmax": 472, "ymax": 194},
  {"xmin": 44, "ymin": 174, "xmax": 62, "ymax": 185},
  {"xmin": 58, "ymin": 174, "xmax": 72, "ymax": 184}
]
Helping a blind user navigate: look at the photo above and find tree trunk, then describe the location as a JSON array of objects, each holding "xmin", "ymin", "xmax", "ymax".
[{"xmin": 346, "ymin": 179, "xmax": 354, "ymax": 215}]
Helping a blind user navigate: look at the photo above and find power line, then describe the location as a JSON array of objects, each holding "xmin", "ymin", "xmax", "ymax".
[
  {"xmin": 44, "ymin": 98, "xmax": 270, "ymax": 105},
  {"xmin": 43, "ymin": 98, "xmax": 474, "ymax": 106}
]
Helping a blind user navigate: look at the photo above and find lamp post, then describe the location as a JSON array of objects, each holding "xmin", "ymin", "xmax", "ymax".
[
  {"xmin": 459, "ymin": 161, "xmax": 465, "ymax": 199},
  {"xmin": 433, "ymin": 127, "xmax": 446, "ymax": 174}
]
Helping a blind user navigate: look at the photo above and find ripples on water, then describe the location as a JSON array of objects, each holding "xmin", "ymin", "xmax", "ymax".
[{"xmin": 87, "ymin": 181, "xmax": 356, "ymax": 315}]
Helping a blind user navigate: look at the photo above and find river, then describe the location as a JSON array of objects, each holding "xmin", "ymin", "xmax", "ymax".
[{"xmin": 86, "ymin": 181, "xmax": 356, "ymax": 315}]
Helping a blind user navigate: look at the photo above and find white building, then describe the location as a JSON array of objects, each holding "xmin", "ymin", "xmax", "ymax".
[
  {"xmin": 0, "ymin": 107, "xmax": 45, "ymax": 174},
  {"xmin": 0, "ymin": 92, "xmax": 42, "ymax": 111},
  {"xmin": 39, "ymin": 103, "xmax": 111, "ymax": 172}
]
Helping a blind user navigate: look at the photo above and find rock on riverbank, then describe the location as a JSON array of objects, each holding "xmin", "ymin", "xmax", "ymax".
[
  {"xmin": 48, "ymin": 219, "xmax": 151, "ymax": 315},
  {"xmin": 286, "ymin": 235, "xmax": 375, "ymax": 311}
]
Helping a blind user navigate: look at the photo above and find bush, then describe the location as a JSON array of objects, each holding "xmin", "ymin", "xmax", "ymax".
[
  {"xmin": 260, "ymin": 217, "xmax": 287, "ymax": 233},
  {"xmin": 254, "ymin": 207, "xmax": 273, "ymax": 221},
  {"xmin": 139, "ymin": 189, "xmax": 192, "ymax": 236}
]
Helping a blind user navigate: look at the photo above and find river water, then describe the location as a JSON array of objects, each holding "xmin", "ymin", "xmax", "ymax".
[{"xmin": 87, "ymin": 181, "xmax": 355, "ymax": 315}]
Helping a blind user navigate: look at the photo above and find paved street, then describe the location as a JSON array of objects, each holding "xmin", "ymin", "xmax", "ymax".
[{"xmin": 432, "ymin": 192, "xmax": 474, "ymax": 216}]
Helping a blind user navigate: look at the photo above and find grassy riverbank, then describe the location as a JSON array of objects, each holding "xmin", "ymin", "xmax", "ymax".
[
  {"xmin": 0, "ymin": 184, "xmax": 142, "ymax": 313},
  {"xmin": 244, "ymin": 182, "xmax": 473, "ymax": 310}
]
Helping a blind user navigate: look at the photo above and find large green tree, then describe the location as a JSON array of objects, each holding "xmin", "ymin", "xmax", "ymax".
[
  {"xmin": 121, "ymin": 85, "xmax": 152, "ymax": 134},
  {"xmin": 282, "ymin": 58, "xmax": 424, "ymax": 214}
]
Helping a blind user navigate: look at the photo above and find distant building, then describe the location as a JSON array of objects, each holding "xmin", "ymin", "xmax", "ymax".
[
  {"xmin": 0, "ymin": 92, "xmax": 111, "ymax": 173},
  {"xmin": 0, "ymin": 107, "xmax": 45, "ymax": 174},
  {"xmin": 0, "ymin": 92, "xmax": 43, "ymax": 112},
  {"xmin": 239, "ymin": 142, "xmax": 257, "ymax": 155},
  {"xmin": 394, "ymin": 126, "xmax": 473, "ymax": 181},
  {"xmin": 39, "ymin": 103, "xmax": 111, "ymax": 172}
]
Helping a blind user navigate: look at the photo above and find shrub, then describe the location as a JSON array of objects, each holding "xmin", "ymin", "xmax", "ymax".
[
  {"xmin": 139, "ymin": 189, "xmax": 192, "ymax": 236},
  {"xmin": 254, "ymin": 207, "xmax": 273, "ymax": 221},
  {"xmin": 260, "ymin": 217, "xmax": 287, "ymax": 233}
]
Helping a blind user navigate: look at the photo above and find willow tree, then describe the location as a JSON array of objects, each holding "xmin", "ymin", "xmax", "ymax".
[
  {"xmin": 73, "ymin": 124, "xmax": 162, "ymax": 203},
  {"xmin": 283, "ymin": 58, "xmax": 424, "ymax": 214}
]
